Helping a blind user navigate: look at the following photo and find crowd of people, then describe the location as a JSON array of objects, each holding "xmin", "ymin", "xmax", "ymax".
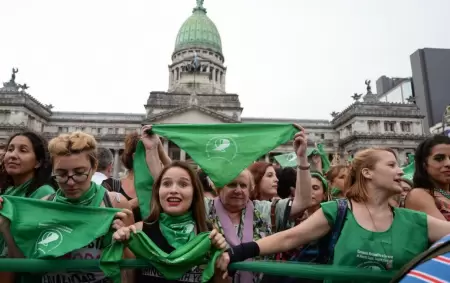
[{"xmin": 0, "ymin": 124, "xmax": 449, "ymax": 283}]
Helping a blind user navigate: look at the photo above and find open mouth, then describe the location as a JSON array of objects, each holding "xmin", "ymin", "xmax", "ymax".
[{"xmin": 167, "ymin": 197, "xmax": 182, "ymax": 206}]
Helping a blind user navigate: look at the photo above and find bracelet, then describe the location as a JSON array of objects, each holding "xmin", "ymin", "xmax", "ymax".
[{"xmin": 297, "ymin": 164, "xmax": 311, "ymax": 170}]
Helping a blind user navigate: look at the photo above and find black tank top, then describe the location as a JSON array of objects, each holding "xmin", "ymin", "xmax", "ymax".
[{"xmin": 135, "ymin": 221, "xmax": 211, "ymax": 283}]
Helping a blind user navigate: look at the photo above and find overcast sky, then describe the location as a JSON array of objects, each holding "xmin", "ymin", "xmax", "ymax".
[{"xmin": 1, "ymin": 0, "xmax": 449, "ymax": 120}]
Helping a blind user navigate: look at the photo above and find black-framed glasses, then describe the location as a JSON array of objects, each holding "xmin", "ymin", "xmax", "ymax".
[{"xmin": 52, "ymin": 168, "xmax": 91, "ymax": 184}]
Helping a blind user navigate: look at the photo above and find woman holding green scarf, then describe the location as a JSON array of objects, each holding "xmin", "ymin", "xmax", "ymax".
[
  {"xmin": 0, "ymin": 132, "xmax": 56, "ymax": 282},
  {"xmin": 1, "ymin": 131, "xmax": 135, "ymax": 283},
  {"xmin": 113, "ymin": 161, "xmax": 228, "ymax": 283}
]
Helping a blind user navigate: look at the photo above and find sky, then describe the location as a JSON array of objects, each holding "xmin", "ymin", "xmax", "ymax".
[{"xmin": 1, "ymin": 0, "xmax": 450, "ymax": 120}]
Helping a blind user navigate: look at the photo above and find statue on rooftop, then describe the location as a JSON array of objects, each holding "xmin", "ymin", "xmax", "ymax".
[
  {"xmin": 351, "ymin": 93, "xmax": 363, "ymax": 101},
  {"xmin": 365, "ymin": 79, "xmax": 372, "ymax": 94},
  {"xmin": 10, "ymin": 68, "xmax": 18, "ymax": 83}
]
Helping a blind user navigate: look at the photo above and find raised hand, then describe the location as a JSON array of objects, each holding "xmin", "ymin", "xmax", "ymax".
[
  {"xmin": 112, "ymin": 209, "xmax": 134, "ymax": 230},
  {"xmin": 141, "ymin": 125, "xmax": 161, "ymax": 151},
  {"xmin": 292, "ymin": 124, "xmax": 308, "ymax": 158}
]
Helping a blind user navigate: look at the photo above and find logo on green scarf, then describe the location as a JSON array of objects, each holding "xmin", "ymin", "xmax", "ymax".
[
  {"xmin": 34, "ymin": 224, "xmax": 72, "ymax": 256},
  {"xmin": 286, "ymin": 153, "xmax": 296, "ymax": 162},
  {"xmin": 205, "ymin": 137, "xmax": 238, "ymax": 163}
]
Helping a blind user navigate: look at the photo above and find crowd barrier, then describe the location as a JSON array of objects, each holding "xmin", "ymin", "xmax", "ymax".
[{"xmin": 0, "ymin": 259, "xmax": 396, "ymax": 281}]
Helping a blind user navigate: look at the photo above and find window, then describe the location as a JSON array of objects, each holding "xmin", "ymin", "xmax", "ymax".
[
  {"xmin": 384, "ymin": 121, "xmax": 395, "ymax": 132},
  {"xmin": 401, "ymin": 122, "xmax": 412, "ymax": 132},
  {"xmin": 368, "ymin": 121, "xmax": 380, "ymax": 132},
  {"xmin": 320, "ymin": 134, "xmax": 325, "ymax": 139}
]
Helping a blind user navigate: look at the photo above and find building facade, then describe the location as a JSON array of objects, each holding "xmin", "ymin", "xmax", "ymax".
[{"xmin": 0, "ymin": 0, "xmax": 427, "ymax": 176}]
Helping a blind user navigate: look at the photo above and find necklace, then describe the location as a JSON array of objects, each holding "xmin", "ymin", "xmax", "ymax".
[
  {"xmin": 364, "ymin": 203, "xmax": 394, "ymax": 270},
  {"xmin": 436, "ymin": 188, "xmax": 450, "ymax": 199}
]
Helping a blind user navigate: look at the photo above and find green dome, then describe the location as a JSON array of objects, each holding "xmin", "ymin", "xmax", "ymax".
[{"xmin": 174, "ymin": 2, "xmax": 222, "ymax": 55}]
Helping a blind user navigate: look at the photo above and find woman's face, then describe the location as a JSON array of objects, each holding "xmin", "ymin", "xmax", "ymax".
[
  {"xmin": 400, "ymin": 180, "xmax": 412, "ymax": 197},
  {"xmin": 219, "ymin": 170, "xmax": 251, "ymax": 211},
  {"xmin": 52, "ymin": 152, "xmax": 94, "ymax": 199},
  {"xmin": 4, "ymin": 135, "xmax": 39, "ymax": 179},
  {"xmin": 331, "ymin": 168, "xmax": 348, "ymax": 190},
  {"xmin": 159, "ymin": 167, "xmax": 194, "ymax": 216},
  {"xmin": 365, "ymin": 151, "xmax": 404, "ymax": 195},
  {"xmin": 425, "ymin": 144, "xmax": 450, "ymax": 186},
  {"xmin": 258, "ymin": 166, "xmax": 278, "ymax": 199},
  {"xmin": 311, "ymin": 177, "xmax": 325, "ymax": 206}
]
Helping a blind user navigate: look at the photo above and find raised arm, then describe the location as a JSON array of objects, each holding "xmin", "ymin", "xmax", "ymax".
[
  {"xmin": 290, "ymin": 125, "xmax": 312, "ymax": 217},
  {"xmin": 141, "ymin": 125, "xmax": 164, "ymax": 180},
  {"xmin": 158, "ymin": 140, "xmax": 172, "ymax": 166}
]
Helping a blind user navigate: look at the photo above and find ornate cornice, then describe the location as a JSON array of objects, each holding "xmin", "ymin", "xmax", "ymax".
[
  {"xmin": 0, "ymin": 93, "xmax": 52, "ymax": 120},
  {"xmin": 331, "ymin": 102, "xmax": 424, "ymax": 128},
  {"xmin": 49, "ymin": 112, "xmax": 144, "ymax": 124},
  {"xmin": 339, "ymin": 132, "xmax": 427, "ymax": 147},
  {"xmin": 144, "ymin": 104, "xmax": 238, "ymax": 123}
]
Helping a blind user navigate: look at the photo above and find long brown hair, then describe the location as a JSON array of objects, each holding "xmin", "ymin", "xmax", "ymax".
[
  {"xmin": 248, "ymin": 161, "xmax": 273, "ymax": 200},
  {"xmin": 146, "ymin": 161, "xmax": 208, "ymax": 233},
  {"xmin": 345, "ymin": 148, "xmax": 397, "ymax": 202}
]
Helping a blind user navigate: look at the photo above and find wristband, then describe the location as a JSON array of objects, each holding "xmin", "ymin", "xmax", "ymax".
[
  {"xmin": 227, "ymin": 242, "xmax": 260, "ymax": 264},
  {"xmin": 297, "ymin": 164, "xmax": 311, "ymax": 170}
]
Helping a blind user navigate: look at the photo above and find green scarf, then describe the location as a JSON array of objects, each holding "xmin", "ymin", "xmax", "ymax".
[
  {"xmin": 274, "ymin": 144, "xmax": 330, "ymax": 173},
  {"xmin": 3, "ymin": 179, "xmax": 33, "ymax": 196},
  {"xmin": 53, "ymin": 182, "xmax": 105, "ymax": 206},
  {"xmin": 134, "ymin": 123, "xmax": 297, "ymax": 219},
  {"xmin": 159, "ymin": 212, "xmax": 196, "ymax": 249},
  {"xmin": 100, "ymin": 230, "xmax": 221, "ymax": 283},
  {"xmin": 402, "ymin": 153, "xmax": 415, "ymax": 181},
  {"xmin": 0, "ymin": 196, "xmax": 119, "ymax": 259}
]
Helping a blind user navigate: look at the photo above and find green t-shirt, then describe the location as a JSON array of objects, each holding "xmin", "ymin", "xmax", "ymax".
[{"xmin": 321, "ymin": 201, "xmax": 429, "ymax": 282}]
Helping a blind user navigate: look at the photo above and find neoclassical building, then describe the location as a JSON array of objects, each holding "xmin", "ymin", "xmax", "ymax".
[{"xmin": 0, "ymin": 0, "xmax": 426, "ymax": 176}]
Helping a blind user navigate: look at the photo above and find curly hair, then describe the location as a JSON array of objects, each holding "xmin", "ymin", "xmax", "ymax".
[
  {"xmin": 121, "ymin": 131, "xmax": 139, "ymax": 171},
  {"xmin": 48, "ymin": 131, "xmax": 98, "ymax": 168}
]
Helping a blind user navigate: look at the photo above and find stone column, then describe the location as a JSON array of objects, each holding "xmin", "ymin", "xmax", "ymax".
[
  {"xmin": 265, "ymin": 153, "xmax": 270, "ymax": 162},
  {"xmin": 180, "ymin": 150, "xmax": 186, "ymax": 161},
  {"xmin": 113, "ymin": 149, "xmax": 120, "ymax": 178}
]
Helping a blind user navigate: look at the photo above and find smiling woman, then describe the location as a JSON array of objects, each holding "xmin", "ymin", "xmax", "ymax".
[{"xmin": 0, "ymin": 131, "xmax": 134, "ymax": 283}]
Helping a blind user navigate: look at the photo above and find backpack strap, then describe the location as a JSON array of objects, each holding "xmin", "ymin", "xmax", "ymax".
[
  {"xmin": 270, "ymin": 198, "xmax": 281, "ymax": 233},
  {"xmin": 279, "ymin": 198, "xmax": 293, "ymax": 232},
  {"xmin": 103, "ymin": 192, "xmax": 113, "ymax": 208},
  {"xmin": 390, "ymin": 236, "xmax": 450, "ymax": 283},
  {"xmin": 324, "ymin": 198, "xmax": 348, "ymax": 263},
  {"xmin": 112, "ymin": 179, "xmax": 121, "ymax": 193}
]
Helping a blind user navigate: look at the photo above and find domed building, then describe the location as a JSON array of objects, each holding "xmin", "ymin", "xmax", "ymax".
[{"xmin": 0, "ymin": 0, "xmax": 427, "ymax": 176}]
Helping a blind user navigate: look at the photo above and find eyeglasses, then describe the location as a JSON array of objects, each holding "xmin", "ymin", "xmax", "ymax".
[{"xmin": 52, "ymin": 168, "xmax": 91, "ymax": 184}]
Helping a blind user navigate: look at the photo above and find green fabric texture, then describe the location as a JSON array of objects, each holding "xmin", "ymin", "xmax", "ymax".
[
  {"xmin": 134, "ymin": 123, "xmax": 298, "ymax": 219},
  {"xmin": 52, "ymin": 181, "xmax": 105, "ymax": 206},
  {"xmin": 133, "ymin": 140, "xmax": 154, "ymax": 220},
  {"xmin": 401, "ymin": 153, "xmax": 415, "ymax": 181},
  {"xmin": 321, "ymin": 201, "xmax": 428, "ymax": 283},
  {"xmin": 274, "ymin": 143, "xmax": 330, "ymax": 173},
  {"xmin": 0, "ymin": 195, "xmax": 119, "ymax": 259},
  {"xmin": 100, "ymin": 230, "xmax": 222, "ymax": 283},
  {"xmin": 0, "ymin": 181, "xmax": 55, "ymax": 257},
  {"xmin": 3, "ymin": 179, "xmax": 55, "ymax": 199},
  {"xmin": 159, "ymin": 212, "xmax": 196, "ymax": 249}
]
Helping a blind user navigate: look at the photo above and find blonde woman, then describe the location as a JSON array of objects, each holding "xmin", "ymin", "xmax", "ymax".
[
  {"xmin": 0, "ymin": 131, "xmax": 135, "ymax": 283},
  {"xmin": 218, "ymin": 148, "xmax": 450, "ymax": 281}
]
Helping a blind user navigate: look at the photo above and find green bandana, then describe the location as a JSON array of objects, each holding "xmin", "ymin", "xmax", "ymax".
[
  {"xmin": 3, "ymin": 179, "xmax": 54, "ymax": 199},
  {"xmin": 100, "ymin": 230, "xmax": 221, "ymax": 283},
  {"xmin": 134, "ymin": 123, "xmax": 297, "ymax": 219},
  {"xmin": 159, "ymin": 212, "xmax": 196, "ymax": 249},
  {"xmin": 0, "ymin": 180, "xmax": 55, "ymax": 258},
  {"xmin": 402, "ymin": 153, "xmax": 415, "ymax": 181},
  {"xmin": 311, "ymin": 172, "xmax": 328, "ymax": 192},
  {"xmin": 53, "ymin": 182, "xmax": 105, "ymax": 206},
  {"xmin": 331, "ymin": 187, "xmax": 341, "ymax": 196},
  {"xmin": 274, "ymin": 144, "xmax": 330, "ymax": 173},
  {"xmin": 0, "ymin": 196, "xmax": 119, "ymax": 259}
]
